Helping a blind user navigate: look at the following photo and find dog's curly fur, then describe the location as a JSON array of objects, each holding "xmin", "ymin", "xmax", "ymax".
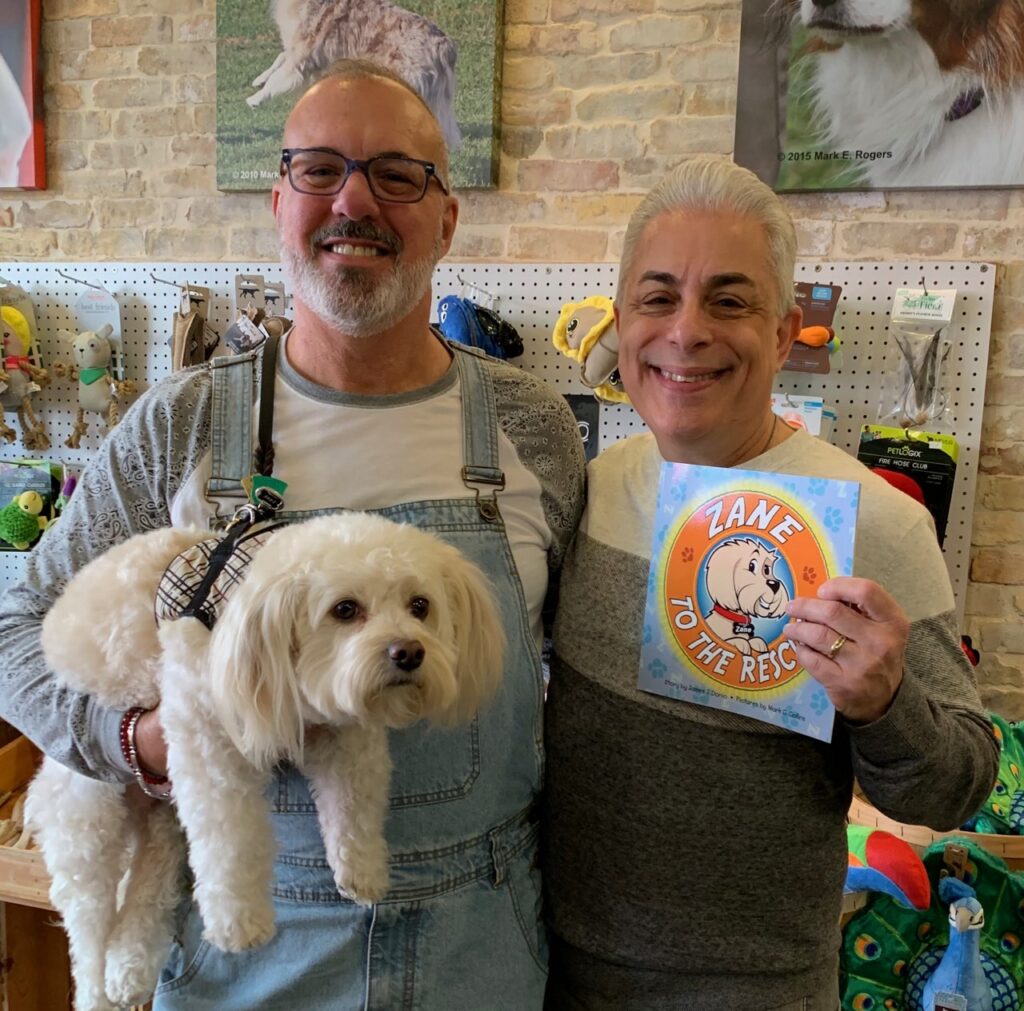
[
  {"xmin": 703, "ymin": 536, "xmax": 790, "ymax": 656},
  {"xmin": 25, "ymin": 513, "xmax": 504, "ymax": 1011},
  {"xmin": 248, "ymin": 0, "xmax": 461, "ymax": 151}
]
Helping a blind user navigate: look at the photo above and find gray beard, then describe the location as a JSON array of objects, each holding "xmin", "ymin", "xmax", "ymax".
[{"xmin": 282, "ymin": 238, "xmax": 441, "ymax": 339}]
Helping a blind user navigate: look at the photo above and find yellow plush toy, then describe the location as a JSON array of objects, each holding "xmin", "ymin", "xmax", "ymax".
[
  {"xmin": 551, "ymin": 296, "xmax": 630, "ymax": 404},
  {"xmin": 0, "ymin": 305, "xmax": 50, "ymax": 451}
]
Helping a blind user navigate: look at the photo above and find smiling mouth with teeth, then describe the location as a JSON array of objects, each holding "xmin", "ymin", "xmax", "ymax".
[
  {"xmin": 657, "ymin": 367, "xmax": 725, "ymax": 383},
  {"xmin": 326, "ymin": 242, "xmax": 386, "ymax": 257}
]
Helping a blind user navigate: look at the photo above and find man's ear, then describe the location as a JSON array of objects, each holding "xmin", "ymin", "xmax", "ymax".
[
  {"xmin": 271, "ymin": 181, "xmax": 284, "ymax": 221},
  {"xmin": 438, "ymin": 195, "xmax": 459, "ymax": 257},
  {"xmin": 774, "ymin": 305, "xmax": 802, "ymax": 370}
]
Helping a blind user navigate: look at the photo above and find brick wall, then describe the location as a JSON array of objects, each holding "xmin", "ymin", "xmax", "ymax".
[{"xmin": 2, "ymin": 0, "xmax": 1022, "ymax": 716}]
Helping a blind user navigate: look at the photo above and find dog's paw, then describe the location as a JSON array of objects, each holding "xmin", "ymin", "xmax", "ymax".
[
  {"xmin": 202, "ymin": 903, "xmax": 276, "ymax": 953},
  {"xmin": 104, "ymin": 940, "xmax": 164, "ymax": 1006},
  {"xmin": 245, "ymin": 91, "xmax": 265, "ymax": 108},
  {"xmin": 74, "ymin": 981, "xmax": 119, "ymax": 1011},
  {"xmin": 335, "ymin": 855, "xmax": 390, "ymax": 907}
]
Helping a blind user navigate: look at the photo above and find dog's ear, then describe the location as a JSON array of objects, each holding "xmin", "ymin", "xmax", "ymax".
[
  {"xmin": 206, "ymin": 567, "xmax": 309, "ymax": 769},
  {"xmin": 441, "ymin": 550, "xmax": 506, "ymax": 722}
]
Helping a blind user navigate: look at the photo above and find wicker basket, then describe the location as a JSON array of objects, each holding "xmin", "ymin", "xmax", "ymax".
[{"xmin": 848, "ymin": 794, "xmax": 1024, "ymax": 871}]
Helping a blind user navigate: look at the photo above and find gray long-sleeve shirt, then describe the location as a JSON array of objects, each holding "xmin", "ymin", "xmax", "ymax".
[{"xmin": 0, "ymin": 345, "xmax": 585, "ymax": 784}]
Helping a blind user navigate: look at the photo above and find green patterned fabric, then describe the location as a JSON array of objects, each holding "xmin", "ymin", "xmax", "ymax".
[
  {"xmin": 968, "ymin": 714, "xmax": 1024, "ymax": 836},
  {"xmin": 840, "ymin": 837, "xmax": 1024, "ymax": 1010}
]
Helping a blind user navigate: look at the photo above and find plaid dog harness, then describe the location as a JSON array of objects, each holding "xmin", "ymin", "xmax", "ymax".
[{"xmin": 154, "ymin": 518, "xmax": 285, "ymax": 629}]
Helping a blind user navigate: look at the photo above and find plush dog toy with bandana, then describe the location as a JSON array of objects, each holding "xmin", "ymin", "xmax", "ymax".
[{"xmin": 54, "ymin": 324, "xmax": 137, "ymax": 449}]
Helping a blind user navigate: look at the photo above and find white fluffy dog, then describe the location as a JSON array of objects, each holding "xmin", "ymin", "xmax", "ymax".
[
  {"xmin": 25, "ymin": 513, "xmax": 504, "ymax": 1011},
  {"xmin": 248, "ymin": 0, "xmax": 462, "ymax": 151},
  {"xmin": 703, "ymin": 537, "xmax": 790, "ymax": 656}
]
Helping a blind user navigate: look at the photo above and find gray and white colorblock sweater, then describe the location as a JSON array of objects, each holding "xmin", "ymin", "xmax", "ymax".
[{"xmin": 543, "ymin": 429, "xmax": 998, "ymax": 1010}]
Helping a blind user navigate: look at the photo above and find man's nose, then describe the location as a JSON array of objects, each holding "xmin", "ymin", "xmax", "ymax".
[
  {"xmin": 330, "ymin": 167, "xmax": 380, "ymax": 219},
  {"xmin": 664, "ymin": 302, "xmax": 712, "ymax": 349}
]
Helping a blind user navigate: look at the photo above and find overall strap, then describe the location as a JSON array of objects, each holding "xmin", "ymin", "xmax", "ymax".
[
  {"xmin": 454, "ymin": 346, "xmax": 505, "ymax": 521},
  {"xmin": 205, "ymin": 333, "xmax": 279, "ymax": 524}
]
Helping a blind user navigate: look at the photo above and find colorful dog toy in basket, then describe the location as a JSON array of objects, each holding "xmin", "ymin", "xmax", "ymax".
[
  {"xmin": 841, "ymin": 838, "xmax": 1024, "ymax": 1009},
  {"xmin": 963, "ymin": 714, "xmax": 1024, "ymax": 837}
]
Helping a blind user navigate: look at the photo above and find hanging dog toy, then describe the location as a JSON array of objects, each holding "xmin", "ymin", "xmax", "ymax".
[
  {"xmin": 0, "ymin": 490, "xmax": 48, "ymax": 550},
  {"xmin": 552, "ymin": 295, "xmax": 629, "ymax": 404},
  {"xmin": 54, "ymin": 324, "xmax": 137, "ymax": 449},
  {"xmin": 0, "ymin": 305, "xmax": 50, "ymax": 450},
  {"xmin": 435, "ymin": 295, "xmax": 524, "ymax": 360}
]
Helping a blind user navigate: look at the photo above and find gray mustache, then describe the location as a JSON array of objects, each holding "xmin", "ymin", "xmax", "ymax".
[{"xmin": 312, "ymin": 221, "xmax": 401, "ymax": 254}]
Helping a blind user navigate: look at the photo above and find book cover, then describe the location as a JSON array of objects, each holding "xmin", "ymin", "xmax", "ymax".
[{"xmin": 638, "ymin": 463, "xmax": 860, "ymax": 742}]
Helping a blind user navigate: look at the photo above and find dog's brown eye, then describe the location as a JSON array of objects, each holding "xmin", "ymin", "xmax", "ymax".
[
  {"xmin": 409, "ymin": 597, "xmax": 430, "ymax": 620},
  {"xmin": 332, "ymin": 599, "xmax": 362, "ymax": 622}
]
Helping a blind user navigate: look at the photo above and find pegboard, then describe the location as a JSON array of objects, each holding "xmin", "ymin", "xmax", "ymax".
[{"xmin": 0, "ymin": 260, "xmax": 994, "ymax": 624}]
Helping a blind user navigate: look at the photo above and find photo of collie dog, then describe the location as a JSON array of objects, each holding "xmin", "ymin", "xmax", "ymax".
[
  {"xmin": 248, "ymin": 0, "xmax": 461, "ymax": 151},
  {"xmin": 781, "ymin": 0, "xmax": 1024, "ymax": 187},
  {"xmin": 703, "ymin": 537, "xmax": 791, "ymax": 656}
]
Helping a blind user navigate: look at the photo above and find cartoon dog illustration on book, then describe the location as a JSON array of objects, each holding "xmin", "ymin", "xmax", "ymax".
[{"xmin": 704, "ymin": 537, "xmax": 790, "ymax": 655}]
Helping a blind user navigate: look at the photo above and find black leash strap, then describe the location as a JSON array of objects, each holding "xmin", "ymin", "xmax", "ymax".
[
  {"xmin": 181, "ymin": 332, "xmax": 283, "ymax": 629},
  {"xmin": 253, "ymin": 330, "xmax": 279, "ymax": 478}
]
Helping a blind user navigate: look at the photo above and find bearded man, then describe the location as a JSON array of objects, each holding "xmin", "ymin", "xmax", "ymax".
[{"xmin": 0, "ymin": 60, "xmax": 584, "ymax": 1010}]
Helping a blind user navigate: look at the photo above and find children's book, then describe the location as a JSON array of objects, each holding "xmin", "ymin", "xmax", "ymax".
[{"xmin": 638, "ymin": 463, "xmax": 860, "ymax": 742}]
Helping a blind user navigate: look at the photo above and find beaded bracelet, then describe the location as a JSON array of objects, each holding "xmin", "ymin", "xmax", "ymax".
[{"xmin": 119, "ymin": 707, "xmax": 172, "ymax": 800}]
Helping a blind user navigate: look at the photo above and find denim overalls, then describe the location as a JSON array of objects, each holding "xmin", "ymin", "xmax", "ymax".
[{"xmin": 154, "ymin": 346, "xmax": 548, "ymax": 1010}]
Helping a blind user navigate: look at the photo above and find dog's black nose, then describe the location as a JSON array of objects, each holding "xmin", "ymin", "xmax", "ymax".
[
  {"xmin": 766, "ymin": 579, "xmax": 781, "ymax": 593},
  {"xmin": 389, "ymin": 640, "xmax": 425, "ymax": 672},
  {"xmin": 812, "ymin": 0, "xmax": 840, "ymax": 7}
]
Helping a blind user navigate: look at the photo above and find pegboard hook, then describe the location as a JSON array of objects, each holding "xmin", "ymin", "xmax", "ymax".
[
  {"xmin": 458, "ymin": 273, "xmax": 499, "ymax": 311},
  {"xmin": 56, "ymin": 268, "xmax": 105, "ymax": 291},
  {"xmin": 920, "ymin": 275, "xmax": 929, "ymax": 296},
  {"xmin": 149, "ymin": 271, "xmax": 185, "ymax": 290}
]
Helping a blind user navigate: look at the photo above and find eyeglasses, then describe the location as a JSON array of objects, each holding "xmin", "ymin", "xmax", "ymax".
[{"xmin": 280, "ymin": 148, "xmax": 450, "ymax": 203}]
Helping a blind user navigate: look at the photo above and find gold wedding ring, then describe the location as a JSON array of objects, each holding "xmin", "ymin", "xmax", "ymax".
[{"xmin": 827, "ymin": 634, "xmax": 847, "ymax": 660}]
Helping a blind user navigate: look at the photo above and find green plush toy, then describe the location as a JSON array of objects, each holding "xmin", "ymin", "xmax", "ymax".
[{"xmin": 0, "ymin": 490, "xmax": 47, "ymax": 549}]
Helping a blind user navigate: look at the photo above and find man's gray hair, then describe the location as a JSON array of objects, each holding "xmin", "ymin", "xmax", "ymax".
[
  {"xmin": 307, "ymin": 58, "xmax": 450, "ymax": 181},
  {"xmin": 617, "ymin": 156, "xmax": 797, "ymax": 315}
]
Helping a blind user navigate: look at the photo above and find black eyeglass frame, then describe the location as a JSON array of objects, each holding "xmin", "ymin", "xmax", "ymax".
[{"xmin": 280, "ymin": 147, "xmax": 450, "ymax": 202}]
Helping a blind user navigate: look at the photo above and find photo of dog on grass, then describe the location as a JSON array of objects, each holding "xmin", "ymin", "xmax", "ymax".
[
  {"xmin": 735, "ymin": 0, "xmax": 1024, "ymax": 190},
  {"xmin": 216, "ymin": 0, "xmax": 502, "ymax": 191},
  {"xmin": 25, "ymin": 513, "xmax": 504, "ymax": 1011}
]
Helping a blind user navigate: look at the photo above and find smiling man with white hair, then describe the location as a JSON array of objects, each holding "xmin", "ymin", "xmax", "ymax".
[{"xmin": 542, "ymin": 155, "xmax": 998, "ymax": 1010}]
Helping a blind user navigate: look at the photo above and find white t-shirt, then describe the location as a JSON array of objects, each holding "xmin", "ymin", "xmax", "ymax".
[{"xmin": 172, "ymin": 345, "xmax": 552, "ymax": 647}]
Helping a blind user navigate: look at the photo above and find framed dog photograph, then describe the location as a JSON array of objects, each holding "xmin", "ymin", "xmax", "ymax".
[
  {"xmin": 733, "ymin": 0, "xmax": 1024, "ymax": 192},
  {"xmin": 215, "ymin": 0, "xmax": 503, "ymax": 192},
  {"xmin": 0, "ymin": 0, "xmax": 44, "ymax": 190}
]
